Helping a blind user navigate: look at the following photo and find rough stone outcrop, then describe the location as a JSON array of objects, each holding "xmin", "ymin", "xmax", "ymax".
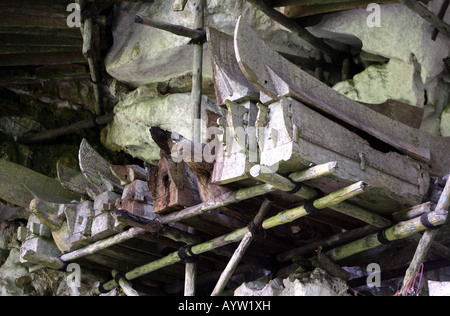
[
  {"xmin": 105, "ymin": 0, "xmax": 315, "ymax": 89},
  {"xmin": 101, "ymin": 84, "xmax": 225, "ymax": 164},
  {"xmin": 234, "ymin": 269, "xmax": 350, "ymax": 296}
]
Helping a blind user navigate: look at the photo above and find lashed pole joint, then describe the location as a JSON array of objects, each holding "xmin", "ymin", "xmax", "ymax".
[
  {"xmin": 83, "ymin": 181, "xmax": 366, "ymax": 296},
  {"xmin": 211, "ymin": 198, "xmax": 273, "ymax": 296},
  {"xmin": 400, "ymin": 174, "xmax": 450, "ymax": 295}
]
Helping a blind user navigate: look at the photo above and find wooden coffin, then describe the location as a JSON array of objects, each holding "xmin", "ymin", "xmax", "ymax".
[
  {"xmin": 152, "ymin": 156, "xmax": 201, "ymax": 214},
  {"xmin": 260, "ymin": 96, "xmax": 429, "ymax": 214},
  {"xmin": 233, "ymin": 16, "xmax": 450, "ymax": 178}
]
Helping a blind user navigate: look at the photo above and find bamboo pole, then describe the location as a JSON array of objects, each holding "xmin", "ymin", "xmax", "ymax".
[
  {"xmin": 249, "ymin": 164, "xmax": 391, "ymax": 228},
  {"xmin": 211, "ymin": 199, "xmax": 272, "ymax": 296},
  {"xmin": 112, "ymin": 270, "xmax": 139, "ymax": 296},
  {"xmin": 83, "ymin": 181, "xmax": 366, "ymax": 295},
  {"xmin": 325, "ymin": 209, "xmax": 448, "ymax": 263},
  {"xmin": 161, "ymin": 162, "xmax": 338, "ymax": 225},
  {"xmin": 191, "ymin": 0, "xmax": 205, "ymax": 145},
  {"xmin": 400, "ymin": 175, "xmax": 450, "ymax": 295},
  {"xmin": 184, "ymin": 227, "xmax": 197, "ymax": 296}
]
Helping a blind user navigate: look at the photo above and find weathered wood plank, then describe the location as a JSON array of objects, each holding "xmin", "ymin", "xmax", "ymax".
[
  {"xmin": 0, "ymin": 159, "xmax": 78, "ymax": 207},
  {"xmin": 78, "ymin": 139, "xmax": 123, "ymax": 193},
  {"xmin": 207, "ymin": 27, "xmax": 260, "ymax": 107},
  {"xmin": 234, "ymin": 16, "xmax": 450, "ymax": 177}
]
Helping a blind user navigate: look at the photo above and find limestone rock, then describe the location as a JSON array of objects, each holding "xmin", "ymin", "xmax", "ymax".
[
  {"xmin": 309, "ymin": 0, "xmax": 450, "ymax": 85},
  {"xmin": 440, "ymin": 105, "xmax": 450, "ymax": 136},
  {"xmin": 333, "ymin": 59, "xmax": 424, "ymax": 107},
  {"xmin": 234, "ymin": 268, "xmax": 349, "ymax": 296},
  {"xmin": 105, "ymin": 0, "xmax": 314, "ymax": 89},
  {"xmin": 101, "ymin": 84, "xmax": 225, "ymax": 164}
]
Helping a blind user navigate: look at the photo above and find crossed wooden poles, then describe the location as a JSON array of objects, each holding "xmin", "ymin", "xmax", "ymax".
[{"xmin": 23, "ymin": 160, "xmax": 450, "ymax": 296}]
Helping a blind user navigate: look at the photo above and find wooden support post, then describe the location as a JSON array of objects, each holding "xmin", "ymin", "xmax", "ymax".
[
  {"xmin": 83, "ymin": 181, "xmax": 366, "ymax": 296},
  {"xmin": 211, "ymin": 199, "xmax": 272, "ymax": 296},
  {"xmin": 245, "ymin": 0, "xmax": 342, "ymax": 60},
  {"xmin": 160, "ymin": 162, "xmax": 339, "ymax": 225},
  {"xmin": 400, "ymin": 174, "xmax": 450, "ymax": 295},
  {"xmin": 112, "ymin": 270, "xmax": 139, "ymax": 296},
  {"xmin": 184, "ymin": 227, "xmax": 197, "ymax": 296},
  {"xmin": 192, "ymin": 0, "xmax": 205, "ymax": 144},
  {"xmin": 400, "ymin": 0, "xmax": 450, "ymax": 39},
  {"xmin": 314, "ymin": 49, "xmax": 324, "ymax": 81}
]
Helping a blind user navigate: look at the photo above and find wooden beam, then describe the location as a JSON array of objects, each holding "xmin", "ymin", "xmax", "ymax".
[
  {"xmin": 0, "ymin": 52, "xmax": 86, "ymax": 66},
  {"xmin": 400, "ymin": 0, "xmax": 450, "ymax": 39},
  {"xmin": 245, "ymin": 0, "xmax": 342, "ymax": 60},
  {"xmin": 0, "ymin": 159, "xmax": 78, "ymax": 208}
]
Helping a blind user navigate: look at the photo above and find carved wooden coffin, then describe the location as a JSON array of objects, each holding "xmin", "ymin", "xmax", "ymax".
[{"xmin": 152, "ymin": 156, "xmax": 201, "ymax": 214}]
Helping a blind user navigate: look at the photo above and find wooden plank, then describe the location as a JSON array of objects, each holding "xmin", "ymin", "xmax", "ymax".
[
  {"xmin": 0, "ymin": 159, "xmax": 78, "ymax": 208},
  {"xmin": 0, "ymin": 52, "xmax": 86, "ymax": 66},
  {"xmin": 234, "ymin": 16, "xmax": 450, "ymax": 177},
  {"xmin": 207, "ymin": 27, "xmax": 260, "ymax": 107}
]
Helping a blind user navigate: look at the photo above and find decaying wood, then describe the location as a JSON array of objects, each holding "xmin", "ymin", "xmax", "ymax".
[
  {"xmin": 360, "ymin": 100, "xmax": 424, "ymax": 129},
  {"xmin": 0, "ymin": 159, "xmax": 78, "ymax": 208},
  {"xmin": 79, "ymin": 139, "xmax": 123, "ymax": 193},
  {"xmin": 234, "ymin": 16, "xmax": 450, "ymax": 177},
  {"xmin": 134, "ymin": 14, "xmax": 204, "ymax": 40},
  {"xmin": 207, "ymin": 27, "xmax": 260, "ymax": 107},
  {"xmin": 392, "ymin": 202, "xmax": 433, "ymax": 222},
  {"xmin": 250, "ymin": 163, "xmax": 392, "ymax": 228}
]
